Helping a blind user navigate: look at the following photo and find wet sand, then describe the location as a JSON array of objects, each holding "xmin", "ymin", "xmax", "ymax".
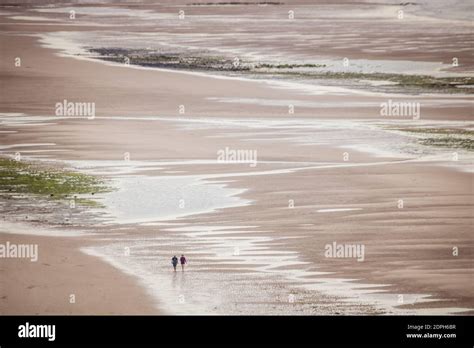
[
  {"xmin": 0, "ymin": 22, "xmax": 472, "ymax": 120},
  {"xmin": 0, "ymin": 3, "xmax": 473, "ymax": 315}
]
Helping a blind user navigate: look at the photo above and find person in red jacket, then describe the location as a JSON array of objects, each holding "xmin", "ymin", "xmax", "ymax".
[{"xmin": 180, "ymin": 254, "xmax": 187, "ymax": 271}]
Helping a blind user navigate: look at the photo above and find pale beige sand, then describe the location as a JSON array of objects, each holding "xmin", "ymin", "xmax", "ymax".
[{"xmin": 0, "ymin": 232, "xmax": 159, "ymax": 314}]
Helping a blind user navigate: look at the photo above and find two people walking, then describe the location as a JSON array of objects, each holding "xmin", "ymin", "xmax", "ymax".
[{"xmin": 171, "ymin": 254, "xmax": 187, "ymax": 271}]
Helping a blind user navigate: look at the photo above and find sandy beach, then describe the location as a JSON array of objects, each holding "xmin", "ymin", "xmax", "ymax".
[
  {"xmin": 0, "ymin": 1, "xmax": 473, "ymax": 315},
  {"xmin": 0, "ymin": 230, "xmax": 158, "ymax": 314}
]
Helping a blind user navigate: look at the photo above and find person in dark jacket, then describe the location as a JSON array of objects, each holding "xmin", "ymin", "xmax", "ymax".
[{"xmin": 171, "ymin": 255, "xmax": 178, "ymax": 271}]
